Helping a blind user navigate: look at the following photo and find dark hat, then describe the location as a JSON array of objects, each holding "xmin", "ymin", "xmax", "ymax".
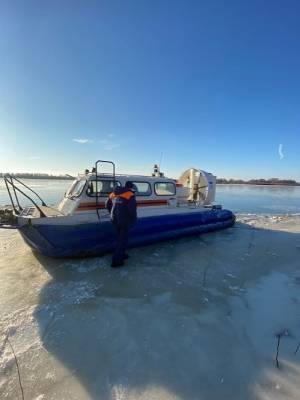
[{"xmin": 125, "ymin": 181, "xmax": 134, "ymax": 190}]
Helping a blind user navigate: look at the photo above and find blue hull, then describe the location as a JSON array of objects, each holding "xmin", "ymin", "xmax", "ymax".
[{"xmin": 19, "ymin": 209, "xmax": 235, "ymax": 258}]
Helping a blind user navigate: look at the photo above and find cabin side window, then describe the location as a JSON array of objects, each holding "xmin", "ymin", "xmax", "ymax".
[
  {"xmin": 154, "ymin": 182, "xmax": 176, "ymax": 196},
  {"xmin": 86, "ymin": 180, "xmax": 121, "ymax": 197},
  {"xmin": 66, "ymin": 180, "xmax": 87, "ymax": 198},
  {"xmin": 131, "ymin": 182, "xmax": 152, "ymax": 196}
]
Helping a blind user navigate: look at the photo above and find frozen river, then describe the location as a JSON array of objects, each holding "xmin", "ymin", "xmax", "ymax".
[
  {"xmin": 1, "ymin": 179, "xmax": 300, "ymax": 399},
  {"xmin": 1, "ymin": 215, "xmax": 300, "ymax": 399}
]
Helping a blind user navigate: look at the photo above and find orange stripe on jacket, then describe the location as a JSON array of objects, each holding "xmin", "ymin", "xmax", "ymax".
[{"xmin": 109, "ymin": 191, "xmax": 134, "ymax": 201}]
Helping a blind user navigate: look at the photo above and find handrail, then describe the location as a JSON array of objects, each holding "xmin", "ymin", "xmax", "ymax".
[
  {"xmin": 5, "ymin": 174, "xmax": 47, "ymax": 206},
  {"xmin": 4, "ymin": 177, "xmax": 19, "ymax": 215},
  {"xmin": 95, "ymin": 160, "xmax": 116, "ymax": 220},
  {"xmin": 4, "ymin": 177, "xmax": 47, "ymax": 218},
  {"xmin": 8, "ymin": 176, "xmax": 23, "ymax": 211}
]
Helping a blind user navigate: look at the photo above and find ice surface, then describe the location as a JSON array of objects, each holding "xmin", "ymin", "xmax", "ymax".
[{"xmin": 1, "ymin": 215, "xmax": 300, "ymax": 399}]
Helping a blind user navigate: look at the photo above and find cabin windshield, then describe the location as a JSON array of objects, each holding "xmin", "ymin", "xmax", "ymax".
[{"xmin": 66, "ymin": 179, "xmax": 86, "ymax": 198}]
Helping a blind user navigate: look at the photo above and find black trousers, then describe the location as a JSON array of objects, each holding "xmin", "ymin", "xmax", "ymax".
[{"xmin": 112, "ymin": 223, "xmax": 129, "ymax": 264}]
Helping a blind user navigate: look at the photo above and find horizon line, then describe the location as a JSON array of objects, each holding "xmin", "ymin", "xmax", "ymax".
[{"xmin": 0, "ymin": 172, "xmax": 299, "ymax": 184}]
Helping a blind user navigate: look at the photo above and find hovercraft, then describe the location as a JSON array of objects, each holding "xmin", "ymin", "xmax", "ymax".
[{"xmin": 2, "ymin": 160, "xmax": 235, "ymax": 257}]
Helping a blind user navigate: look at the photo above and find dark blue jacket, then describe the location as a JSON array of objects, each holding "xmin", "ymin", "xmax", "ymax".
[{"xmin": 105, "ymin": 187, "xmax": 137, "ymax": 226}]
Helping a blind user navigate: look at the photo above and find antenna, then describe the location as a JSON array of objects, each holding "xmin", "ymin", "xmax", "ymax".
[{"xmin": 159, "ymin": 152, "xmax": 163, "ymax": 169}]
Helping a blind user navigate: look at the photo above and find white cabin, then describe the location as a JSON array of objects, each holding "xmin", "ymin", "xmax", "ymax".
[{"xmin": 57, "ymin": 165, "xmax": 216, "ymax": 217}]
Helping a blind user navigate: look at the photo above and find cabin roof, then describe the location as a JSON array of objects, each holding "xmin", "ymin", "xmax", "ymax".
[{"xmin": 77, "ymin": 173, "xmax": 175, "ymax": 182}]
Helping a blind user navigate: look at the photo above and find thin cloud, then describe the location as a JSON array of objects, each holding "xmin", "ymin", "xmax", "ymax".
[
  {"xmin": 73, "ymin": 138, "xmax": 93, "ymax": 144},
  {"xmin": 278, "ymin": 144, "xmax": 284, "ymax": 160},
  {"xmin": 99, "ymin": 137, "xmax": 120, "ymax": 151},
  {"xmin": 104, "ymin": 143, "xmax": 120, "ymax": 150}
]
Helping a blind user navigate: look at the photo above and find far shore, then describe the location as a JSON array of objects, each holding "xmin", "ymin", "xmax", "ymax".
[
  {"xmin": 216, "ymin": 183, "xmax": 300, "ymax": 187},
  {"xmin": 1, "ymin": 174, "xmax": 299, "ymax": 187}
]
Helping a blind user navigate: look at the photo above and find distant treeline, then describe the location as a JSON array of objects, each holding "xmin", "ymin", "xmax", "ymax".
[
  {"xmin": 0, "ymin": 173, "xmax": 299, "ymax": 186},
  {"xmin": 0, "ymin": 172, "xmax": 74, "ymax": 180},
  {"xmin": 217, "ymin": 178, "xmax": 300, "ymax": 186}
]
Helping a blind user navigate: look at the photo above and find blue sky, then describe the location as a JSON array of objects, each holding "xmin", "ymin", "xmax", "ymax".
[{"xmin": 0, "ymin": 0, "xmax": 299, "ymax": 180}]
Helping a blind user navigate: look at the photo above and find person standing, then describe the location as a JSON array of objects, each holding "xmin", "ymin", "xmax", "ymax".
[{"xmin": 106, "ymin": 181, "xmax": 137, "ymax": 268}]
